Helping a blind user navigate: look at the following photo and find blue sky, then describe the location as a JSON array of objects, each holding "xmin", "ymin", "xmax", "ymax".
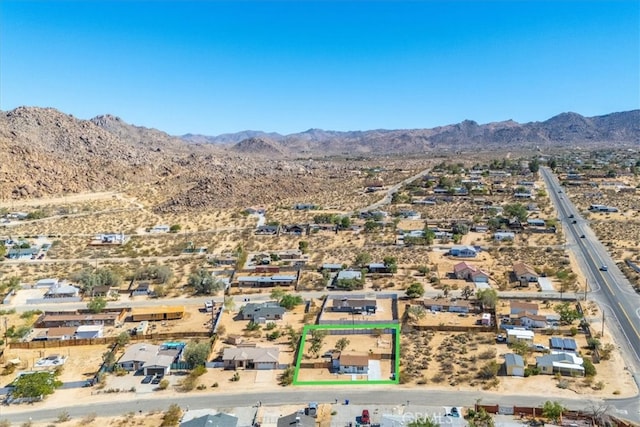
[{"xmin": 1, "ymin": 1, "xmax": 638, "ymax": 135}]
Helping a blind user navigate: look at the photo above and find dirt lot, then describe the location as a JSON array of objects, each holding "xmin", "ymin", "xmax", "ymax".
[{"xmin": 399, "ymin": 328, "xmax": 637, "ymax": 398}]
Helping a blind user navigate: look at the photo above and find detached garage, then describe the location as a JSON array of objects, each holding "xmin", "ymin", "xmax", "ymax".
[{"xmin": 504, "ymin": 353, "xmax": 525, "ymax": 377}]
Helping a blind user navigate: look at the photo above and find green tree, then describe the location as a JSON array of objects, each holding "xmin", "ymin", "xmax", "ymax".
[
  {"xmin": 309, "ymin": 330, "xmax": 327, "ymax": 357},
  {"xmin": 548, "ymin": 158, "xmax": 558, "ymax": 170},
  {"xmin": 554, "ymin": 302, "xmax": 582, "ymax": 324},
  {"xmin": 161, "ymin": 403, "xmax": 182, "ymax": 427},
  {"xmin": 382, "ymin": 256, "xmax": 398, "ymax": 272},
  {"xmin": 340, "ymin": 216, "xmax": 352, "ymax": 229},
  {"xmin": 476, "ymin": 288, "xmax": 498, "ymax": 309},
  {"xmin": 115, "ymin": 331, "xmax": 130, "ymax": 347},
  {"xmin": 298, "ymin": 240, "xmax": 309, "ymax": 254},
  {"xmin": 503, "ymin": 203, "xmax": 528, "ymax": 222},
  {"xmin": 405, "ymin": 283, "xmax": 425, "ymax": 299},
  {"xmin": 510, "ymin": 340, "xmax": 531, "ymax": 357},
  {"xmin": 452, "ymin": 223, "xmax": 470, "ymax": 235},
  {"xmin": 270, "ymin": 287, "xmax": 286, "ymax": 300},
  {"xmin": 462, "ymin": 285, "xmax": 474, "ymax": 300},
  {"xmin": 467, "ymin": 408, "xmax": 495, "ymax": 427},
  {"xmin": 188, "ymin": 269, "xmax": 222, "ymax": 295},
  {"xmin": 408, "ymin": 417, "xmax": 440, "ymax": 427},
  {"xmin": 286, "ymin": 326, "xmax": 301, "ymax": 351},
  {"xmin": 542, "ymin": 401, "xmax": 564, "ymax": 424},
  {"xmin": 407, "ymin": 305, "xmax": 427, "ymax": 322},
  {"xmin": 169, "ymin": 224, "xmax": 181, "ymax": 233},
  {"xmin": 583, "ymin": 358, "xmax": 597, "ymax": 377},
  {"xmin": 335, "ymin": 337, "xmax": 350, "ymax": 351},
  {"xmin": 223, "ymin": 296, "xmax": 236, "ymax": 311},
  {"xmin": 423, "ymin": 228, "xmax": 436, "ymax": 245},
  {"xmin": 0, "ymin": 243, "xmax": 6, "ymax": 258},
  {"xmin": 354, "ymin": 252, "xmax": 372, "ymax": 268},
  {"xmin": 87, "ymin": 296, "xmax": 107, "ymax": 314},
  {"xmin": 184, "ymin": 342, "xmax": 211, "ymax": 367},
  {"xmin": 279, "ymin": 294, "xmax": 303, "ymax": 310},
  {"xmin": 11, "ymin": 372, "xmax": 62, "ymax": 398},
  {"xmin": 529, "ymin": 158, "xmax": 540, "ymax": 173}
]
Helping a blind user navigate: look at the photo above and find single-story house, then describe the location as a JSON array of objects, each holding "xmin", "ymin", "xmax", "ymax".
[
  {"xmin": 255, "ymin": 225, "xmax": 279, "ymax": 235},
  {"xmin": 494, "ymin": 231, "xmax": 516, "ymax": 241},
  {"xmin": 368, "ymin": 263, "xmax": 392, "ymax": 274},
  {"xmin": 90, "ymin": 284, "xmax": 112, "ymax": 297},
  {"xmin": 35, "ymin": 278, "xmax": 59, "ymax": 288},
  {"xmin": 506, "ymin": 328, "xmax": 535, "ymax": 344},
  {"xmin": 449, "ymin": 246, "xmax": 477, "ymax": 258},
  {"xmin": 423, "ymin": 298, "xmax": 475, "ymax": 313},
  {"xmin": 396, "ymin": 210, "xmax": 421, "ymax": 220},
  {"xmin": 245, "ymin": 207, "xmax": 266, "ymax": 215},
  {"xmin": 331, "ymin": 298, "xmax": 377, "ymax": 314},
  {"xmin": 278, "ymin": 412, "xmax": 316, "ymax": 427},
  {"xmin": 44, "ymin": 284, "xmax": 80, "ymax": 299},
  {"xmin": 513, "ymin": 263, "xmax": 539, "ymax": 282},
  {"xmin": 90, "ymin": 233, "xmax": 128, "ymax": 245},
  {"xmin": 130, "ymin": 306, "xmax": 185, "ymax": 322},
  {"xmin": 453, "ymin": 262, "xmax": 477, "ymax": 280},
  {"xmin": 510, "ymin": 301, "xmax": 539, "ymax": 316},
  {"xmin": 43, "ymin": 327, "xmax": 77, "ymax": 341},
  {"xmin": 181, "ymin": 413, "xmax": 239, "ymax": 427},
  {"xmin": 7, "ymin": 247, "xmax": 39, "ymax": 260},
  {"xmin": 117, "ymin": 343, "xmax": 179, "ymax": 376},
  {"xmin": 237, "ymin": 274, "xmax": 297, "ymax": 288},
  {"xmin": 294, "ymin": 203, "xmax": 317, "ymax": 211},
  {"xmin": 277, "ymin": 249, "xmax": 303, "ymax": 260},
  {"xmin": 222, "ymin": 346, "xmax": 279, "ymax": 370},
  {"xmin": 527, "ymin": 218, "xmax": 546, "ymax": 227},
  {"xmin": 321, "ymin": 263, "xmax": 343, "ymax": 272},
  {"xmin": 504, "ymin": 353, "xmax": 525, "ymax": 377},
  {"xmin": 150, "ymin": 225, "xmax": 170, "ymax": 233},
  {"xmin": 336, "ymin": 270, "xmax": 362, "ymax": 282},
  {"xmin": 36, "ymin": 310, "xmax": 127, "ymax": 328},
  {"xmin": 514, "ymin": 313, "xmax": 547, "ymax": 329},
  {"xmin": 336, "ymin": 353, "xmax": 369, "ymax": 374},
  {"xmin": 549, "ymin": 337, "xmax": 578, "ymax": 352},
  {"xmin": 281, "ymin": 224, "xmax": 306, "ymax": 235},
  {"xmin": 75, "ymin": 324, "xmax": 103, "ymax": 339},
  {"xmin": 130, "ymin": 282, "xmax": 151, "ymax": 297},
  {"xmin": 536, "ymin": 351, "xmax": 584, "ymax": 376},
  {"xmin": 239, "ymin": 302, "xmax": 286, "ymax": 322}
]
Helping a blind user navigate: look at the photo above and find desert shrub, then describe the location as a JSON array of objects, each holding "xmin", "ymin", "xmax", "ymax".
[
  {"xmin": 477, "ymin": 361, "xmax": 500, "ymax": 380},
  {"xmin": 478, "ymin": 349, "xmax": 496, "ymax": 360},
  {"xmin": 161, "ymin": 404, "xmax": 182, "ymax": 427}
]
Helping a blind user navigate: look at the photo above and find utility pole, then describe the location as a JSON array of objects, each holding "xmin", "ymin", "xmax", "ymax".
[{"xmin": 601, "ymin": 310, "xmax": 605, "ymax": 337}]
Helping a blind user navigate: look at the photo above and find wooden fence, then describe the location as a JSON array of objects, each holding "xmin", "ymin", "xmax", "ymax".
[{"xmin": 9, "ymin": 331, "xmax": 213, "ymax": 349}]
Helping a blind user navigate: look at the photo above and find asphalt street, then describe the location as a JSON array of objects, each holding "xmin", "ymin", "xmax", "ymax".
[{"xmin": 0, "ymin": 387, "xmax": 628, "ymax": 425}]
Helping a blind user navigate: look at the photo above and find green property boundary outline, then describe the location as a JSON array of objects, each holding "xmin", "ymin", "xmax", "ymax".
[{"xmin": 292, "ymin": 323, "xmax": 400, "ymax": 386}]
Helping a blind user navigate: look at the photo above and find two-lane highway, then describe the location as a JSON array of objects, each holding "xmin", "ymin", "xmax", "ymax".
[{"xmin": 540, "ymin": 167, "xmax": 640, "ymax": 372}]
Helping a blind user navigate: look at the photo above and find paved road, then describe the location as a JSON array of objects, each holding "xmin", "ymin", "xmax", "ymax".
[
  {"xmin": 8, "ymin": 288, "xmax": 576, "ymax": 314},
  {"xmin": 363, "ymin": 168, "xmax": 431, "ymax": 211},
  {"xmin": 0, "ymin": 387, "xmax": 627, "ymax": 424},
  {"xmin": 540, "ymin": 166, "xmax": 640, "ymax": 415}
]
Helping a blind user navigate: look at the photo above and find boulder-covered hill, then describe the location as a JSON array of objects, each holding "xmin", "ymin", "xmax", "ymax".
[
  {"xmin": 192, "ymin": 110, "xmax": 640, "ymax": 153},
  {"xmin": 0, "ymin": 107, "xmax": 358, "ymax": 210}
]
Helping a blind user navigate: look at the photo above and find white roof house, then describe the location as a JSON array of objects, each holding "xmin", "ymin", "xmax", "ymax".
[
  {"xmin": 35, "ymin": 278, "xmax": 59, "ymax": 288},
  {"xmin": 75, "ymin": 324, "xmax": 104, "ymax": 339},
  {"xmin": 506, "ymin": 328, "xmax": 535, "ymax": 343},
  {"xmin": 44, "ymin": 284, "xmax": 80, "ymax": 298}
]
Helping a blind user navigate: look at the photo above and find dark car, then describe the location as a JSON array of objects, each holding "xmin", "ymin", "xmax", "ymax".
[
  {"xmin": 600, "ymin": 265, "xmax": 608, "ymax": 272},
  {"xmin": 572, "ymin": 220, "xmax": 577, "ymax": 224},
  {"xmin": 151, "ymin": 375, "xmax": 163, "ymax": 384},
  {"xmin": 141, "ymin": 375, "xmax": 154, "ymax": 384},
  {"xmin": 361, "ymin": 410, "xmax": 370, "ymax": 425},
  {"xmin": 580, "ymin": 234, "xmax": 586, "ymax": 238}
]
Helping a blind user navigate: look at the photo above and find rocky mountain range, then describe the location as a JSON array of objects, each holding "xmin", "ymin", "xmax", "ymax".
[
  {"xmin": 1, "ymin": 106, "xmax": 638, "ymax": 208},
  {"xmin": 183, "ymin": 110, "xmax": 640, "ymax": 155}
]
